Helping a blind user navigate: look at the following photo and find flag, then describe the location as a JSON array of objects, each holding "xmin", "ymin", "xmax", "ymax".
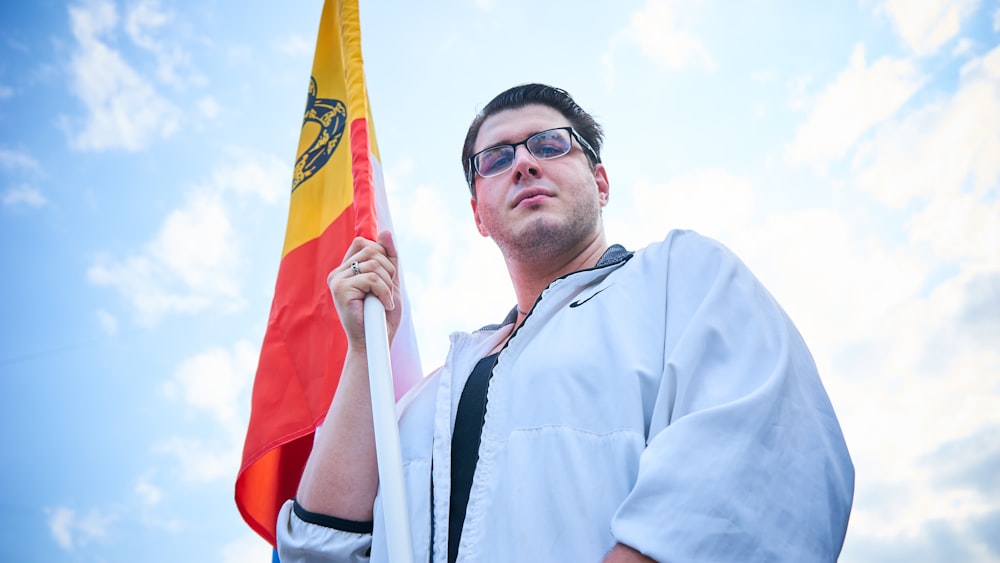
[{"xmin": 235, "ymin": 0, "xmax": 422, "ymax": 547}]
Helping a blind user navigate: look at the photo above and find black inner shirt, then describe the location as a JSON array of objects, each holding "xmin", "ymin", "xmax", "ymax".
[{"xmin": 448, "ymin": 352, "xmax": 500, "ymax": 563}]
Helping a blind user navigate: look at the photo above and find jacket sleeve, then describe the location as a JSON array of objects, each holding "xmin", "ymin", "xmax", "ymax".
[
  {"xmin": 276, "ymin": 499, "xmax": 372, "ymax": 563},
  {"xmin": 610, "ymin": 231, "xmax": 854, "ymax": 561}
]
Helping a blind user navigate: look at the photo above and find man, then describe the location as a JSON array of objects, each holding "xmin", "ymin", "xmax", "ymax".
[{"xmin": 277, "ymin": 84, "xmax": 855, "ymax": 562}]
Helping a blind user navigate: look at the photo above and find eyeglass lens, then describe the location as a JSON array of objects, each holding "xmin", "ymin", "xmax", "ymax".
[{"xmin": 475, "ymin": 128, "xmax": 573, "ymax": 178}]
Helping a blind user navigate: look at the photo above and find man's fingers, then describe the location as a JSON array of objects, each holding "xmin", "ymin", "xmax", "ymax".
[
  {"xmin": 377, "ymin": 230, "xmax": 399, "ymax": 269},
  {"xmin": 344, "ymin": 259, "xmax": 396, "ymax": 311}
]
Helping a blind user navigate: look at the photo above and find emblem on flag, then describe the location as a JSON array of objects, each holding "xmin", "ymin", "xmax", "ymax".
[{"xmin": 292, "ymin": 76, "xmax": 346, "ymax": 192}]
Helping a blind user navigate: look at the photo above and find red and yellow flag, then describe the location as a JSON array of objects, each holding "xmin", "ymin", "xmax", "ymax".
[{"xmin": 235, "ymin": 0, "xmax": 421, "ymax": 546}]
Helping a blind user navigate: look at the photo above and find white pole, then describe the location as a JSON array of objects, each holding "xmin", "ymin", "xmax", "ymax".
[{"xmin": 363, "ymin": 293, "xmax": 415, "ymax": 563}]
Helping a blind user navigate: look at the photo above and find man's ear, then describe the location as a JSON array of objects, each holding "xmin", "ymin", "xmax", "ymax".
[
  {"xmin": 595, "ymin": 164, "xmax": 610, "ymax": 207},
  {"xmin": 471, "ymin": 196, "xmax": 490, "ymax": 237}
]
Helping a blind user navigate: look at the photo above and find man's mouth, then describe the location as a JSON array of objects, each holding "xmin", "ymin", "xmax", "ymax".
[{"xmin": 513, "ymin": 187, "xmax": 553, "ymax": 208}]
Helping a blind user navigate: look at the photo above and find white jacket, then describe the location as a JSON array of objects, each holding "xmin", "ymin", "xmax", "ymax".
[{"xmin": 277, "ymin": 230, "xmax": 855, "ymax": 562}]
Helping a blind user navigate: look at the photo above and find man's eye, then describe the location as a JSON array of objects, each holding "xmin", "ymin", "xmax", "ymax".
[
  {"xmin": 529, "ymin": 131, "xmax": 569, "ymax": 158},
  {"xmin": 479, "ymin": 148, "xmax": 512, "ymax": 174},
  {"xmin": 533, "ymin": 142, "xmax": 564, "ymax": 157}
]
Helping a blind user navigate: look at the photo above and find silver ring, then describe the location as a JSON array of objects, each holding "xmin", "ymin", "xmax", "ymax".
[{"xmin": 351, "ymin": 261, "xmax": 361, "ymax": 276}]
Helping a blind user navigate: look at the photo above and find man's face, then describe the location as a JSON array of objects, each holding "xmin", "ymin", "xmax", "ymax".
[{"xmin": 470, "ymin": 104, "xmax": 609, "ymax": 262}]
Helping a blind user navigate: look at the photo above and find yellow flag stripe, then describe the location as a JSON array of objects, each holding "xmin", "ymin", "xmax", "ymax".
[{"xmin": 281, "ymin": 0, "xmax": 383, "ymax": 257}]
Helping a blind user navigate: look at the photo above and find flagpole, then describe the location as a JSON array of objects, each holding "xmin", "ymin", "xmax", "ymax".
[{"xmin": 363, "ymin": 293, "xmax": 415, "ymax": 563}]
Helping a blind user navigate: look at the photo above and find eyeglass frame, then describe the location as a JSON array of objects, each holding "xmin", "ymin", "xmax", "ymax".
[{"xmin": 465, "ymin": 126, "xmax": 601, "ymax": 193}]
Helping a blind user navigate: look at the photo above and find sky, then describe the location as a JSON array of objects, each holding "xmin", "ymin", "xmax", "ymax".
[{"xmin": 0, "ymin": 0, "xmax": 998, "ymax": 561}]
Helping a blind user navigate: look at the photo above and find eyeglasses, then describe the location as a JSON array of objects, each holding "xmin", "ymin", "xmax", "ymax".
[{"xmin": 467, "ymin": 127, "xmax": 599, "ymax": 188}]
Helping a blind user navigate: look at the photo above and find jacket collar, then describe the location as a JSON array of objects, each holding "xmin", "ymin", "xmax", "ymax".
[{"xmin": 481, "ymin": 244, "xmax": 634, "ymax": 331}]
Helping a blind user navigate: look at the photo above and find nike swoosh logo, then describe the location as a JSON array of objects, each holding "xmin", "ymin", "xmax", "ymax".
[{"xmin": 569, "ymin": 286, "xmax": 610, "ymax": 308}]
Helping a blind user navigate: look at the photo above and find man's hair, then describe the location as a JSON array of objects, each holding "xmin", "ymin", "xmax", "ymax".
[{"xmin": 462, "ymin": 83, "xmax": 604, "ymax": 194}]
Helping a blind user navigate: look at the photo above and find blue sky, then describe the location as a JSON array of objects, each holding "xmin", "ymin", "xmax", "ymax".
[{"xmin": 1, "ymin": 0, "xmax": 998, "ymax": 561}]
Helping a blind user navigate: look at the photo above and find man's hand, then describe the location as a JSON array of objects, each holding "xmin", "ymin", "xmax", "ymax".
[
  {"xmin": 328, "ymin": 230, "xmax": 402, "ymax": 349},
  {"xmin": 604, "ymin": 543, "xmax": 656, "ymax": 563}
]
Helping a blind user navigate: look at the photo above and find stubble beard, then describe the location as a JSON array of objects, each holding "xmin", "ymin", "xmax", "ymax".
[{"xmin": 491, "ymin": 194, "xmax": 602, "ymax": 263}]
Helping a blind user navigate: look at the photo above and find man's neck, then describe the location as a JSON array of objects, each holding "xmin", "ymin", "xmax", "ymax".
[{"xmin": 504, "ymin": 231, "xmax": 608, "ymax": 316}]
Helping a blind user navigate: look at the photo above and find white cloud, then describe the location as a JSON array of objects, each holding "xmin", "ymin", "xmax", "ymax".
[
  {"xmin": 162, "ymin": 340, "xmax": 256, "ymax": 430},
  {"xmin": 784, "ymin": 37, "xmax": 1000, "ymax": 561},
  {"xmin": 786, "ymin": 74, "xmax": 815, "ymax": 112},
  {"xmin": 96, "ymin": 309, "xmax": 118, "ymax": 335},
  {"xmin": 787, "ymin": 44, "xmax": 924, "ymax": 169},
  {"xmin": 124, "ymin": 0, "xmax": 193, "ymax": 88},
  {"xmin": 197, "ymin": 96, "xmax": 220, "ymax": 120},
  {"xmin": 836, "ymin": 268, "xmax": 1000, "ymax": 555},
  {"xmin": 2, "ymin": 184, "xmax": 47, "ymax": 207},
  {"xmin": 152, "ymin": 192, "xmax": 237, "ymax": 294},
  {"xmin": 124, "ymin": 0, "xmax": 169, "ymax": 51},
  {"xmin": 88, "ymin": 151, "xmax": 286, "ymax": 325},
  {"xmin": 47, "ymin": 508, "xmax": 75, "ymax": 550},
  {"xmin": 46, "ymin": 506, "xmax": 117, "ymax": 551},
  {"xmin": 155, "ymin": 435, "xmax": 241, "ymax": 482},
  {"xmin": 88, "ymin": 189, "xmax": 241, "ymax": 325},
  {"xmin": 953, "ymin": 37, "xmax": 974, "ymax": 57},
  {"xmin": 157, "ymin": 341, "xmax": 257, "ymax": 482},
  {"xmin": 853, "ymin": 43, "xmax": 1000, "ymax": 211},
  {"xmin": 0, "ymin": 148, "xmax": 41, "ymax": 173},
  {"xmin": 908, "ymin": 191, "xmax": 1000, "ymax": 263},
  {"xmin": 207, "ymin": 149, "xmax": 289, "ymax": 204},
  {"xmin": 65, "ymin": 0, "xmax": 181, "ymax": 151},
  {"xmin": 134, "ymin": 472, "xmax": 163, "ymax": 506},
  {"xmin": 0, "ymin": 84, "xmax": 12, "ymax": 99},
  {"xmin": 605, "ymin": 169, "xmax": 756, "ymax": 248},
  {"xmin": 609, "ymin": 0, "xmax": 715, "ymax": 74},
  {"xmin": 881, "ymin": 0, "xmax": 980, "ymax": 56}
]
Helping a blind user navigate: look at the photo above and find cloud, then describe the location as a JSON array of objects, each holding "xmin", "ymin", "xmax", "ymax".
[
  {"xmin": 853, "ymin": 43, "xmax": 1000, "ymax": 212},
  {"xmin": 971, "ymin": 510, "xmax": 1000, "ymax": 557},
  {"xmin": 206, "ymin": 149, "xmax": 289, "ymax": 204},
  {"xmin": 605, "ymin": 169, "xmax": 755, "ymax": 248},
  {"xmin": 124, "ymin": 0, "xmax": 198, "ymax": 89},
  {"xmin": 830, "ymin": 263, "xmax": 1000, "ymax": 558},
  {"xmin": 923, "ymin": 424, "xmax": 1000, "ymax": 497},
  {"xmin": 908, "ymin": 190, "xmax": 1000, "ymax": 263},
  {"xmin": 0, "ymin": 148, "xmax": 41, "ymax": 173},
  {"xmin": 162, "ymin": 341, "xmax": 256, "ymax": 430},
  {"xmin": 787, "ymin": 44, "xmax": 924, "ymax": 169},
  {"xmin": 157, "ymin": 340, "xmax": 257, "ymax": 482},
  {"xmin": 134, "ymin": 471, "xmax": 164, "ymax": 506},
  {"xmin": 64, "ymin": 0, "xmax": 181, "ymax": 151},
  {"xmin": 880, "ymin": 0, "xmax": 979, "ymax": 56},
  {"xmin": 842, "ymin": 518, "xmax": 980, "ymax": 562},
  {"xmin": 46, "ymin": 506, "xmax": 117, "ymax": 551},
  {"xmin": 608, "ymin": 0, "xmax": 715, "ymax": 75},
  {"xmin": 2, "ymin": 184, "xmax": 47, "ymax": 208},
  {"xmin": 88, "ymin": 151, "xmax": 287, "ymax": 325},
  {"xmin": 96, "ymin": 309, "xmax": 119, "ymax": 335},
  {"xmin": 88, "ymin": 189, "xmax": 241, "ymax": 324},
  {"xmin": 197, "ymin": 95, "xmax": 220, "ymax": 120},
  {"xmin": 733, "ymin": 209, "xmax": 927, "ymax": 353},
  {"xmin": 155, "ymin": 435, "xmax": 241, "ymax": 483}
]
